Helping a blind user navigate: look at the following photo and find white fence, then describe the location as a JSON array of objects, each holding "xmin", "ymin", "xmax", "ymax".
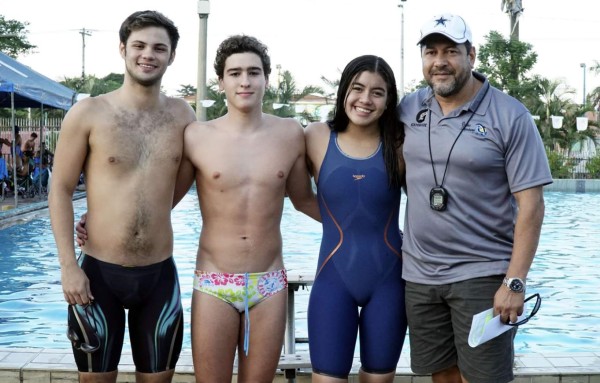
[
  {"xmin": 554, "ymin": 149, "xmax": 599, "ymax": 178},
  {"xmin": 0, "ymin": 118, "xmax": 63, "ymax": 160}
]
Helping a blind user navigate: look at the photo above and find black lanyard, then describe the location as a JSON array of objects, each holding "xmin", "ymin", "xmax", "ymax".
[
  {"xmin": 427, "ymin": 84, "xmax": 489, "ymax": 188},
  {"xmin": 427, "ymin": 110, "xmax": 476, "ymax": 188}
]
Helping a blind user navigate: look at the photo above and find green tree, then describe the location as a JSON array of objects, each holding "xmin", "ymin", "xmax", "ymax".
[
  {"xmin": 264, "ymin": 69, "xmax": 324, "ymax": 119},
  {"xmin": 586, "ymin": 154, "xmax": 600, "ymax": 178},
  {"xmin": 528, "ymin": 76, "xmax": 576, "ymax": 148},
  {"xmin": 206, "ymin": 79, "xmax": 227, "ymax": 121},
  {"xmin": 177, "ymin": 84, "xmax": 197, "ymax": 98},
  {"xmin": 0, "ymin": 15, "xmax": 36, "ymax": 57},
  {"xmin": 589, "ymin": 60, "xmax": 600, "ymax": 110},
  {"xmin": 320, "ymin": 75, "xmax": 339, "ymax": 100},
  {"xmin": 476, "ymin": 30, "xmax": 538, "ymax": 102},
  {"xmin": 178, "ymin": 69, "xmax": 325, "ymax": 122},
  {"xmin": 545, "ymin": 148, "xmax": 573, "ymax": 178},
  {"xmin": 528, "ymin": 76, "xmax": 598, "ymax": 154},
  {"xmin": 61, "ymin": 74, "xmax": 123, "ymax": 97}
]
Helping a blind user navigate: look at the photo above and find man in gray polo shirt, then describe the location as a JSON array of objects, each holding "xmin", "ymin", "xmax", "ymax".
[{"xmin": 397, "ymin": 13, "xmax": 552, "ymax": 383}]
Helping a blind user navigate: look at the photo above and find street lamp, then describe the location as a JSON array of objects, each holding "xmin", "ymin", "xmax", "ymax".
[
  {"xmin": 196, "ymin": 0, "xmax": 210, "ymax": 121},
  {"xmin": 398, "ymin": 0, "xmax": 407, "ymax": 98},
  {"xmin": 580, "ymin": 63, "xmax": 587, "ymax": 106}
]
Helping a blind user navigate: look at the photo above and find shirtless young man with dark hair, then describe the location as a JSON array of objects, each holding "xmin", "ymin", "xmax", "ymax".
[
  {"xmin": 174, "ymin": 34, "xmax": 320, "ymax": 383},
  {"xmin": 49, "ymin": 10, "xmax": 196, "ymax": 383}
]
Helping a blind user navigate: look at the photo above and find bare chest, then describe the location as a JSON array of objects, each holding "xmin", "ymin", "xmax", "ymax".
[
  {"xmin": 91, "ymin": 110, "xmax": 184, "ymax": 168},
  {"xmin": 196, "ymin": 137, "xmax": 296, "ymax": 190}
]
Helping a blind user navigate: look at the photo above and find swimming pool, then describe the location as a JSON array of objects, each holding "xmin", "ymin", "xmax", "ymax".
[{"xmin": 0, "ymin": 191, "xmax": 598, "ymax": 355}]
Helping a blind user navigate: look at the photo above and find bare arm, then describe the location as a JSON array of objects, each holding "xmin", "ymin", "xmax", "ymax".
[
  {"xmin": 173, "ymin": 125, "xmax": 196, "ymax": 208},
  {"xmin": 48, "ymin": 100, "xmax": 94, "ymax": 305},
  {"xmin": 494, "ymin": 186, "xmax": 545, "ymax": 323},
  {"xmin": 286, "ymin": 124, "xmax": 321, "ymax": 222}
]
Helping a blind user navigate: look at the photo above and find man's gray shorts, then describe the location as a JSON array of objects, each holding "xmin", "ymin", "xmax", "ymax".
[{"xmin": 405, "ymin": 275, "xmax": 516, "ymax": 383}]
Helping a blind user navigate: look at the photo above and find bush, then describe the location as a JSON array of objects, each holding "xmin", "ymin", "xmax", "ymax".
[
  {"xmin": 586, "ymin": 154, "xmax": 600, "ymax": 178},
  {"xmin": 545, "ymin": 149, "xmax": 573, "ymax": 179}
]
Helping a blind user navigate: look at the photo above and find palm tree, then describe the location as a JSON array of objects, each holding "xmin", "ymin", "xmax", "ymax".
[
  {"xmin": 320, "ymin": 75, "xmax": 339, "ymax": 100},
  {"xmin": 206, "ymin": 79, "xmax": 227, "ymax": 121},
  {"xmin": 529, "ymin": 77, "xmax": 577, "ymax": 150},
  {"xmin": 500, "ymin": 0, "xmax": 524, "ymax": 40},
  {"xmin": 588, "ymin": 60, "xmax": 600, "ymax": 111},
  {"xmin": 264, "ymin": 69, "xmax": 324, "ymax": 119}
]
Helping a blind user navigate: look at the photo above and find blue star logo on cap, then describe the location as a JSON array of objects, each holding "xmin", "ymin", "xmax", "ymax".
[{"xmin": 435, "ymin": 16, "xmax": 449, "ymax": 27}]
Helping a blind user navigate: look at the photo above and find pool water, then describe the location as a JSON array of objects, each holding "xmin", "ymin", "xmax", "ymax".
[{"xmin": 0, "ymin": 191, "xmax": 598, "ymax": 354}]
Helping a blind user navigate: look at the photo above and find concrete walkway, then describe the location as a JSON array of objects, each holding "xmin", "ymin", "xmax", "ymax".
[{"xmin": 0, "ymin": 348, "xmax": 599, "ymax": 383}]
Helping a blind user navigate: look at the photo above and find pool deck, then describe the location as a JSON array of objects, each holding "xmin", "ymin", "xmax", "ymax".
[
  {"xmin": 1, "ymin": 184, "xmax": 599, "ymax": 381},
  {"xmin": 0, "ymin": 191, "xmax": 85, "ymax": 229},
  {"xmin": 0, "ymin": 348, "xmax": 599, "ymax": 382}
]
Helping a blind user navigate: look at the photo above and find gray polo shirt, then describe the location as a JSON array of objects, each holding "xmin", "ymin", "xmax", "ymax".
[{"xmin": 398, "ymin": 72, "xmax": 552, "ymax": 284}]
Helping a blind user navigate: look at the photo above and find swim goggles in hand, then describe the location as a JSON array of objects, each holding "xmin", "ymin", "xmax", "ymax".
[
  {"xmin": 506, "ymin": 293, "xmax": 542, "ymax": 327},
  {"xmin": 67, "ymin": 302, "xmax": 100, "ymax": 353}
]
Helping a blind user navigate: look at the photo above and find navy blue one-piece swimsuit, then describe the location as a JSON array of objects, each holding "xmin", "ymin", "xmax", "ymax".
[{"xmin": 308, "ymin": 131, "xmax": 407, "ymax": 377}]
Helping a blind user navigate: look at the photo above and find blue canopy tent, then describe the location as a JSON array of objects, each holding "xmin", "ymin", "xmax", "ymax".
[{"xmin": 0, "ymin": 51, "xmax": 77, "ymax": 207}]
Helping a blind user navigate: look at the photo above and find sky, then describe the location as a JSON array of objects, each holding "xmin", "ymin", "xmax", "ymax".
[{"xmin": 3, "ymin": 0, "xmax": 600, "ymax": 103}]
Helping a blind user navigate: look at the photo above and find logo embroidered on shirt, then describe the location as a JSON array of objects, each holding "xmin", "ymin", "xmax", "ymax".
[
  {"xmin": 353, "ymin": 175, "xmax": 366, "ymax": 181},
  {"xmin": 474, "ymin": 124, "xmax": 488, "ymax": 136}
]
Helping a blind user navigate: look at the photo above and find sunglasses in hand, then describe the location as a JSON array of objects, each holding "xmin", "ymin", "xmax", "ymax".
[{"xmin": 506, "ymin": 293, "xmax": 542, "ymax": 327}]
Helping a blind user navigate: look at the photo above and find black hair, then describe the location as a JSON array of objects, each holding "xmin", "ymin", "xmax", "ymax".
[
  {"xmin": 328, "ymin": 55, "xmax": 404, "ymax": 188},
  {"xmin": 214, "ymin": 35, "xmax": 271, "ymax": 80},
  {"xmin": 119, "ymin": 10, "xmax": 180, "ymax": 52}
]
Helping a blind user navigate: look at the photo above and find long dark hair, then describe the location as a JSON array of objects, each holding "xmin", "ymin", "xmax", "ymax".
[{"xmin": 328, "ymin": 55, "xmax": 404, "ymax": 188}]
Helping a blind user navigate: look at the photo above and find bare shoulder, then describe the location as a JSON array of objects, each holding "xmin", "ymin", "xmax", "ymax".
[
  {"xmin": 305, "ymin": 121, "xmax": 330, "ymax": 139},
  {"xmin": 165, "ymin": 95, "xmax": 197, "ymax": 125},
  {"xmin": 67, "ymin": 94, "xmax": 108, "ymax": 115},
  {"xmin": 61, "ymin": 95, "xmax": 111, "ymax": 133},
  {"xmin": 183, "ymin": 118, "xmax": 216, "ymax": 143},
  {"xmin": 304, "ymin": 121, "xmax": 331, "ymax": 156},
  {"xmin": 264, "ymin": 114, "xmax": 304, "ymax": 138}
]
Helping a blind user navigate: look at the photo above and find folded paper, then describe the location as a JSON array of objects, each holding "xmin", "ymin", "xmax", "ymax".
[{"xmin": 468, "ymin": 308, "xmax": 526, "ymax": 347}]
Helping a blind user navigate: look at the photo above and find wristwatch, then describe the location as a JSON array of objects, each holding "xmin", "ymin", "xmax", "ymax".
[{"xmin": 503, "ymin": 277, "xmax": 526, "ymax": 293}]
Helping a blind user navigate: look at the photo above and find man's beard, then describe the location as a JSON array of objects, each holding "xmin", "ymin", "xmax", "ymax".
[
  {"xmin": 428, "ymin": 70, "xmax": 470, "ymax": 98},
  {"xmin": 126, "ymin": 66, "xmax": 162, "ymax": 87}
]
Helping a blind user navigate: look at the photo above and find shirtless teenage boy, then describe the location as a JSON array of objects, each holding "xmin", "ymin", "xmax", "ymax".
[
  {"xmin": 174, "ymin": 35, "xmax": 320, "ymax": 383},
  {"xmin": 49, "ymin": 10, "xmax": 196, "ymax": 383},
  {"xmin": 21, "ymin": 132, "xmax": 37, "ymax": 159}
]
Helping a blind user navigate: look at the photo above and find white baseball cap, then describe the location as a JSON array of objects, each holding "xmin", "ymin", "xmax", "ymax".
[{"xmin": 417, "ymin": 13, "xmax": 472, "ymax": 45}]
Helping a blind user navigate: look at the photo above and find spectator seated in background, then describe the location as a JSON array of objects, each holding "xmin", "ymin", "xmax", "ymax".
[
  {"xmin": 0, "ymin": 156, "xmax": 8, "ymax": 185},
  {"xmin": 0, "ymin": 136, "xmax": 10, "ymax": 149},
  {"xmin": 31, "ymin": 157, "xmax": 50, "ymax": 193},
  {"xmin": 22, "ymin": 132, "xmax": 38, "ymax": 159},
  {"xmin": 0, "ymin": 137, "xmax": 10, "ymax": 182},
  {"xmin": 9, "ymin": 126, "xmax": 28, "ymax": 177},
  {"xmin": 39, "ymin": 142, "xmax": 55, "ymax": 166}
]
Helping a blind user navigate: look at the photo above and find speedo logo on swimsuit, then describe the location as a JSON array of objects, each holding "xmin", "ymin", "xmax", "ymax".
[{"xmin": 353, "ymin": 175, "xmax": 366, "ymax": 181}]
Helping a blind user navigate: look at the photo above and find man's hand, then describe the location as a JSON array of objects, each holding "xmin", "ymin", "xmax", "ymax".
[
  {"xmin": 75, "ymin": 212, "xmax": 88, "ymax": 247},
  {"xmin": 61, "ymin": 262, "xmax": 94, "ymax": 305},
  {"xmin": 493, "ymin": 286, "xmax": 525, "ymax": 324}
]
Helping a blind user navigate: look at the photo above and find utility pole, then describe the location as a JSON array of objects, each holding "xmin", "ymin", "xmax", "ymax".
[
  {"xmin": 398, "ymin": 0, "xmax": 406, "ymax": 98},
  {"xmin": 79, "ymin": 28, "xmax": 92, "ymax": 78},
  {"xmin": 196, "ymin": 0, "xmax": 210, "ymax": 121},
  {"xmin": 501, "ymin": 0, "xmax": 523, "ymax": 41}
]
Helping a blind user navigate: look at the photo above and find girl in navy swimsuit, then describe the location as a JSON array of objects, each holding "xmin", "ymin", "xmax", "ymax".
[{"xmin": 305, "ymin": 55, "xmax": 407, "ymax": 381}]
